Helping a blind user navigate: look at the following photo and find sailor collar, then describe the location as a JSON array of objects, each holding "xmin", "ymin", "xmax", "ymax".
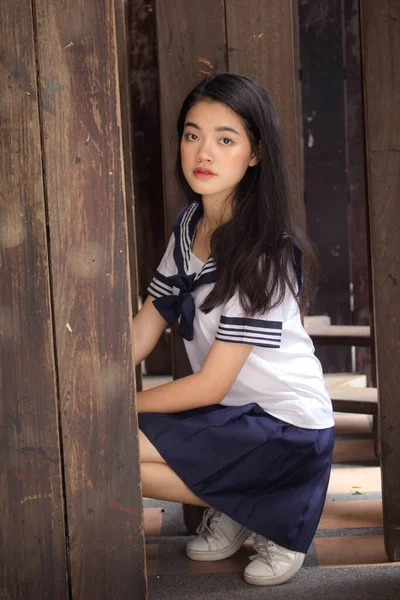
[
  {"xmin": 151, "ymin": 201, "xmax": 217, "ymax": 341},
  {"xmin": 172, "ymin": 200, "xmax": 217, "ymax": 280}
]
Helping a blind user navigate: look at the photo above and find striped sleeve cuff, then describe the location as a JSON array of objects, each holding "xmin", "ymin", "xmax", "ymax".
[
  {"xmin": 216, "ymin": 316, "xmax": 283, "ymax": 348},
  {"xmin": 147, "ymin": 270, "xmax": 174, "ymax": 299}
]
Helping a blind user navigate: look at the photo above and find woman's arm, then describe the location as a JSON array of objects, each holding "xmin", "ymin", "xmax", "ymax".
[
  {"xmin": 133, "ymin": 296, "xmax": 169, "ymax": 366},
  {"xmin": 136, "ymin": 339, "xmax": 253, "ymax": 413}
]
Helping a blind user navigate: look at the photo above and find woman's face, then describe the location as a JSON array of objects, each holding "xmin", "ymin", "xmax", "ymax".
[{"xmin": 180, "ymin": 100, "xmax": 257, "ymax": 205}]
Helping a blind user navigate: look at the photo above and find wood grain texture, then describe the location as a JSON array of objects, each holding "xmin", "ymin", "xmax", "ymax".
[
  {"xmin": 299, "ymin": 0, "xmax": 351, "ymax": 372},
  {"xmin": 344, "ymin": 0, "xmax": 372, "ymax": 379},
  {"xmin": 0, "ymin": 1, "xmax": 68, "ymax": 598},
  {"xmin": 115, "ymin": 0, "xmax": 141, "ymax": 321},
  {"xmin": 127, "ymin": 0, "xmax": 172, "ymax": 375},
  {"xmin": 226, "ymin": 0, "xmax": 303, "ymax": 227},
  {"xmin": 156, "ymin": 0, "xmax": 227, "ymax": 380},
  {"xmin": 32, "ymin": 0, "xmax": 147, "ymax": 596},
  {"xmin": 360, "ymin": 0, "xmax": 400, "ymax": 562},
  {"xmin": 156, "ymin": 0, "xmax": 227, "ymax": 231},
  {"xmin": 114, "ymin": 0, "xmax": 143, "ymax": 390}
]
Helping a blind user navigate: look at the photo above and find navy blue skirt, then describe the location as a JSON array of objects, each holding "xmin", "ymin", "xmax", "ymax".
[{"xmin": 139, "ymin": 403, "xmax": 334, "ymax": 553}]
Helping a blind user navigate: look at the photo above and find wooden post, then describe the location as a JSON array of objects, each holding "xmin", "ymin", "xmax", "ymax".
[
  {"xmin": 298, "ymin": 0, "xmax": 352, "ymax": 372},
  {"xmin": 343, "ymin": 0, "xmax": 371, "ymax": 379},
  {"xmin": 127, "ymin": 0, "xmax": 172, "ymax": 376},
  {"xmin": 226, "ymin": 0, "xmax": 303, "ymax": 227},
  {"xmin": 0, "ymin": 1, "xmax": 69, "ymax": 597},
  {"xmin": 360, "ymin": 0, "xmax": 400, "ymax": 561},
  {"xmin": 32, "ymin": 0, "xmax": 147, "ymax": 596}
]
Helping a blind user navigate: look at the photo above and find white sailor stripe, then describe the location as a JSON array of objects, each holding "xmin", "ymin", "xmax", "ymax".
[
  {"xmin": 218, "ymin": 324, "xmax": 281, "ymax": 336},
  {"xmin": 216, "ymin": 331, "xmax": 281, "ymax": 343},
  {"xmin": 147, "ymin": 284, "xmax": 163, "ymax": 298},
  {"xmin": 181, "ymin": 202, "xmax": 197, "ymax": 272},
  {"xmin": 215, "ymin": 333, "xmax": 281, "ymax": 348},
  {"xmin": 147, "ymin": 279, "xmax": 173, "ymax": 298},
  {"xmin": 201, "ymin": 262, "xmax": 217, "ymax": 274},
  {"xmin": 151, "ymin": 277, "xmax": 174, "ymax": 293},
  {"xmin": 216, "ymin": 316, "xmax": 283, "ymax": 348}
]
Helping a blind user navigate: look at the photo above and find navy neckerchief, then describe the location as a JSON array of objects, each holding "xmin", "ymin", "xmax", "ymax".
[{"xmin": 153, "ymin": 201, "xmax": 217, "ymax": 341}]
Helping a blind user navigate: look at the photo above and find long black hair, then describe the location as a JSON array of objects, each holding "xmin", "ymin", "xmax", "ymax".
[{"xmin": 176, "ymin": 72, "xmax": 317, "ymax": 316}]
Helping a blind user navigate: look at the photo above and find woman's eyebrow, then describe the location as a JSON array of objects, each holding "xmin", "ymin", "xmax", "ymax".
[
  {"xmin": 215, "ymin": 126, "xmax": 240, "ymax": 135},
  {"xmin": 184, "ymin": 121, "xmax": 200, "ymax": 129},
  {"xmin": 184, "ymin": 122, "xmax": 240, "ymax": 135}
]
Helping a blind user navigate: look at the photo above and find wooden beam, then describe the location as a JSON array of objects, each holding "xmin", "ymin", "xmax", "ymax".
[
  {"xmin": 226, "ymin": 0, "xmax": 303, "ymax": 227},
  {"xmin": 0, "ymin": 1, "xmax": 68, "ymax": 597},
  {"xmin": 360, "ymin": 0, "xmax": 400, "ymax": 561},
  {"xmin": 127, "ymin": 0, "xmax": 172, "ymax": 376},
  {"xmin": 299, "ymin": 0, "xmax": 352, "ymax": 375},
  {"xmin": 32, "ymin": 0, "xmax": 147, "ymax": 595}
]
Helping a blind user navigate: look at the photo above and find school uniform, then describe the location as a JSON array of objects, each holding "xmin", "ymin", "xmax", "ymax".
[{"xmin": 139, "ymin": 200, "xmax": 335, "ymax": 553}]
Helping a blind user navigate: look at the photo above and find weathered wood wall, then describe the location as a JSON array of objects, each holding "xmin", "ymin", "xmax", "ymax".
[
  {"xmin": 32, "ymin": 0, "xmax": 146, "ymax": 596},
  {"xmin": 360, "ymin": 0, "xmax": 400, "ymax": 561},
  {"xmin": 128, "ymin": 0, "xmax": 172, "ymax": 375},
  {"xmin": 1, "ymin": 0, "xmax": 147, "ymax": 598},
  {"xmin": 299, "ymin": 0, "xmax": 352, "ymax": 372},
  {"xmin": 0, "ymin": 1, "xmax": 69, "ymax": 597},
  {"xmin": 226, "ymin": 0, "xmax": 302, "ymax": 226}
]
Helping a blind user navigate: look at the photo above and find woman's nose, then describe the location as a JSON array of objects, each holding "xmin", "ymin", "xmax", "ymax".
[{"xmin": 196, "ymin": 141, "xmax": 213, "ymax": 162}]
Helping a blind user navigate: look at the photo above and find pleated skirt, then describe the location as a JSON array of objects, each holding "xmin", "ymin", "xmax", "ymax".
[{"xmin": 139, "ymin": 402, "xmax": 335, "ymax": 553}]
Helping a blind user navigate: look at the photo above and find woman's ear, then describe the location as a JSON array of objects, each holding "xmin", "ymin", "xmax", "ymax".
[
  {"xmin": 249, "ymin": 141, "xmax": 261, "ymax": 167},
  {"xmin": 249, "ymin": 153, "xmax": 258, "ymax": 167}
]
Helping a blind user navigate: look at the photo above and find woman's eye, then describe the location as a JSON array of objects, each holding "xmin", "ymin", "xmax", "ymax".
[
  {"xmin": 186, "ymin": 133, "xmax": 198, "ymax": 141},
  {"xmin": 220, "ymin": 138, "xmax": 233, "ymax": 145}
]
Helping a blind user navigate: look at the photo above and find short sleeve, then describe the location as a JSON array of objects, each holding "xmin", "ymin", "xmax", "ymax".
[
  {"xmin": 216, "ymin": 292, "xmax": 284, "ymax": 349},
  {"xmin": 147, "ymin": 233, "xmax": 177, "ymax": 299}
]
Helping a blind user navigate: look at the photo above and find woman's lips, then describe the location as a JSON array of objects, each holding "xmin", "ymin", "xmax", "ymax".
[{"xmin": 193, "ymin": 168, "xmax": 215, "ymax": 179}]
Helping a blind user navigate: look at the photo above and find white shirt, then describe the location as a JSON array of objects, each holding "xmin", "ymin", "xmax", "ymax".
[{"xmin": 148, "ymin": 201, "xmax": 334, "ymax": 430}]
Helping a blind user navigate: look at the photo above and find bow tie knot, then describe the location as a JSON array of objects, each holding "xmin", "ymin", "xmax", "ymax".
[{"xmin": 153, "ymin": 273, "xmax": 197, "ymax": 341}]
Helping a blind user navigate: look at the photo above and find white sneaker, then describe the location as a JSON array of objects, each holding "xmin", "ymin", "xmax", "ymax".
[
  {"xmin": 185, "ymin": 508, "xmax": 250, "ymax": 561},
  {"xmin": 243, "ymin": 534, "xmax": 305, "ymax": 586}
]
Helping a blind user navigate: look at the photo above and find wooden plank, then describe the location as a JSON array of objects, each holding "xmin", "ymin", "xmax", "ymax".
[
  {"xmin": 299, "ymin": 0, "xmax": 352, "ymax": 373},
  {"xmin": 360, "ymin": 0, "xmax": 400, "ymax": 561},
  {"xmin": 292, "ymin": 0, "xmax": 305, "ymax": 217},
  {"xmin": 0, "ymin": 1, "xmax": 69, "ymax": 598},
  {"xmin": 114, "ymin": 0, "xmax": 143, "ymax": 390},
  {"xmin": 306, "ymin": 324, "xmax": 371, "ymax": 346},
  {"xmin": 328, "ymin": 384, "xmax": 378, "ymax": 412},
  {"xmin": 127, "ymin": 0, "xmax": 172, "ymax": 375},
  {"xmin": 226, "ymin": 0, "xmax": 303, "ymax": 227},
  {"xmin": 343, "ymin": 0, "xmax": 372, "ymax": 378},
  {"xmin": 156, "ymin": 0, "xmax": 227, "ymax": 380},
  {"xmin": 32, "ymin": 0, "xmax": 147, "ymax": 596}
]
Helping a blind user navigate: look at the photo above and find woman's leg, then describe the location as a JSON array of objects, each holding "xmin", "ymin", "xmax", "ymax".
[{"xmin": 139, "ymin": 429, "xmax": 208, "ymax": 508}]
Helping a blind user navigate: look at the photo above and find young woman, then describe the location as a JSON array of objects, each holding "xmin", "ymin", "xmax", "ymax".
[{"xmin": 133, "ymin": 73, "xmax": 334, "ymax": 587}]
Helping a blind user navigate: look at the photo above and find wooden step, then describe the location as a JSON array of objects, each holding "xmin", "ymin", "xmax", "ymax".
[
  {"xmin": 325, "ymin": 379, "xmax": 378, "ymax": 414},
  {"xmin": 306, "ymin": 324, "xmax": 372, "ymax": 346}
]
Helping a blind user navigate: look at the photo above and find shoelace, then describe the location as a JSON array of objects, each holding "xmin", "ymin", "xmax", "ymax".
[
  {"xmin": 249, "ymin": 534, "xmax": 276, "ymax": 566},
  {"xmin": 196, "ymin": 508, "xmax": 223, "ymax": 540}
]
